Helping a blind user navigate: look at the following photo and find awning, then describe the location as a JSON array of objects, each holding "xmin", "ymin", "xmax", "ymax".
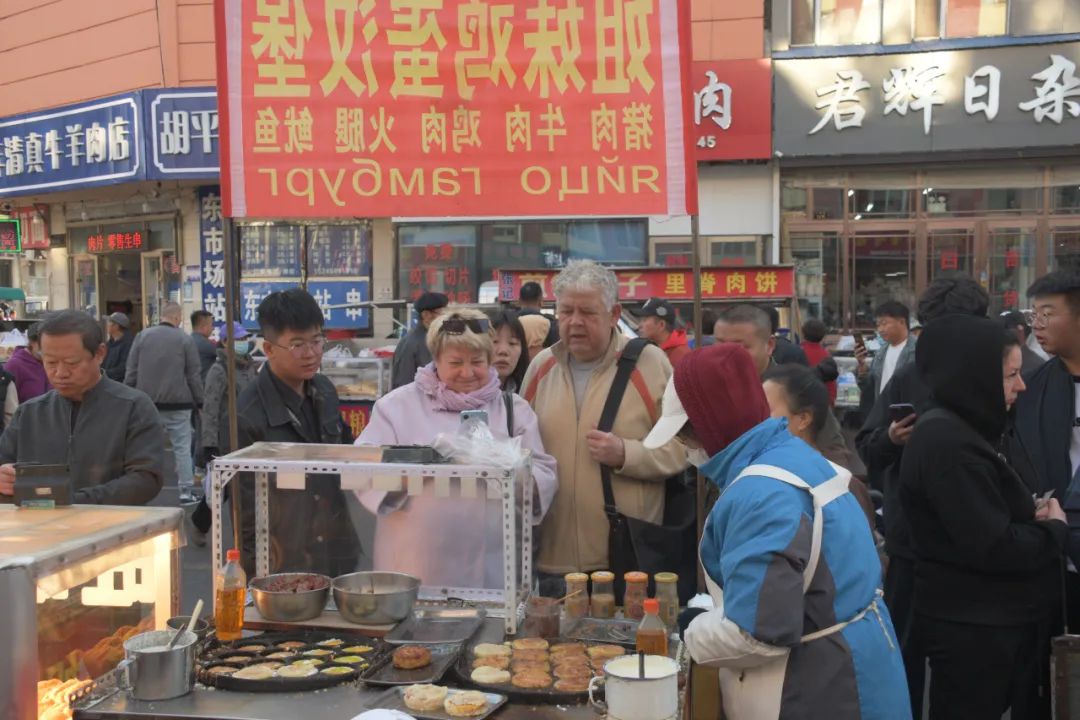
[{"xmin": 0, "ymin": 288, "xmax": 26, "ymax": 301}]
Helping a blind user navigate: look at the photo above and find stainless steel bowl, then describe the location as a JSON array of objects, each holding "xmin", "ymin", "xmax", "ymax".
[
  {"xmin": 332, "ymin": 571, "xmax": 420, "ymax": 625},
  {"xmin": 249, "ymin": 573, "xmax": 331, "ymax": 622}
]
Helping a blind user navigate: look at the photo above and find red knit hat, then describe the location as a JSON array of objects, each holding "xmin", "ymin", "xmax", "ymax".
[{"xmin": 674, "ymin": 344, "xmax": 769, "ymax": 457}]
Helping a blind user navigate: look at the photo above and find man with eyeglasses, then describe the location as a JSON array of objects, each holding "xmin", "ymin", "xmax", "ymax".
[
  {"xmin": 235, "ymin": 288, "xmax": 360, "ymax": 578},
  {"xmin": 1012, "ymin": 270, "xmax": 1080, "ymax": 629}
]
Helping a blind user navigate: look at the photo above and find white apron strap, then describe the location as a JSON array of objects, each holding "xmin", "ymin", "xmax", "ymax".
[{"xmin": 732, "ymin": 463, "xmax": 852, "ymax": 593}]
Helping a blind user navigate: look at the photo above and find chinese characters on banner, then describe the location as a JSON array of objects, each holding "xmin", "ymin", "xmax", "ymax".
[
  {"xmin": 690, "ymin": 59, "xmax": 771, "ymax": 161},
  {"xmin": 497, "ymin": 266, "xmax": 795, "ymax": 302},
  {"xmin": 774, "ymin": 43, "xmax": 1080, "ymax": 156},
  {"xmin": 340, "ymin": 402, "xmax": 373, "ymax": 439},
  {"xmin": 215, "ymin": 0, "xmax": 696, "ymax": 218},
  {"xmin": 199, "ymin": 187, "xmax": 227, "ymax": 323},
  {"xmin": 146, "ymin": 90, "xmax": 220, "ymax": 178}
]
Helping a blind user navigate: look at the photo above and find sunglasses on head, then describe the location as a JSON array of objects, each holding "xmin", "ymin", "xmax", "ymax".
[{"xmin": 440, "ymin": 317, "xmax": 491, "ymax": 335}]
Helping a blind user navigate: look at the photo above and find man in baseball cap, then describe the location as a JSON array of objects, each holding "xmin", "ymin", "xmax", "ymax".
[
  {"xmin": 637, "ymin": 298, "xmax": 691, "ymax": 365},
  {"xmin": 391, "ymin": 292, "xmax": 449, "ymax": 389},
  {"xmin": 102, "ymin": 312, "xmax": 133, "ymax": 381}
]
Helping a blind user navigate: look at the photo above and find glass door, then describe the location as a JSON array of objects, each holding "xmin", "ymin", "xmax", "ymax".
[
  {"xmin": 789, "ymin": 231, "xmax": 842, "ymax": 328},
  {"xmin": 849, "ymin": 230, "xmax": 916, "ymax": 329},
  {"xmin": 141, "ymin": 251, "xmax": 181, "ymax": 328},
  {"xmin": 987, "ymin": 224, "xmax": 1038, "ymax": 315},
  {"xmin": 926, "ymin": 227, "xmax": 975, "ymax": 285},
  {"xmin": 73, "ymin": 255, "xmax": 100, "ymax": 316}
]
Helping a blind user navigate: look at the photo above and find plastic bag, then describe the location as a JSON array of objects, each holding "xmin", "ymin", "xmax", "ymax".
[{"xmin": 431, "ymin": 413, "xmax": 524, "ymax": 469}]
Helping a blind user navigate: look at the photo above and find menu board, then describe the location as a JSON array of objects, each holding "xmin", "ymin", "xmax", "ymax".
[
  {"xmin": 239, "ymin": 225, "xmax": 302, "ymax": 278},
  {"xmin": 307, "ymin": 225, "xmax": 370, "ymax": 278},
  {"xmin": 0, "ymin": 219, "xmax": 21, "ymax": 254}
]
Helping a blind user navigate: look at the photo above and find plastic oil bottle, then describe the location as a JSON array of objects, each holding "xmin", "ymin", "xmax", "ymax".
[
  {"xmin": 635, "ymin": 598, "xmax": 669, "ymax": 656},
  {"xmin": 215, "ymin": 549, "xmax": 246, "ymax": 641}
]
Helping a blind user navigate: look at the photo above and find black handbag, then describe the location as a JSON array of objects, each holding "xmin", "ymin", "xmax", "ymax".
[{"xmin": 598, "ymin": 338, "xmax": 698, "ymax": 604}]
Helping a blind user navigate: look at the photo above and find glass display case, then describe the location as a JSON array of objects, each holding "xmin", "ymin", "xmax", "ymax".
[
  {"xmin": 320, "ymin": 356, "xmax": 390, "ymax": 401},
  {"xmin": 0, "ymin": 505, "xmax": 182, "ymax": 720}
]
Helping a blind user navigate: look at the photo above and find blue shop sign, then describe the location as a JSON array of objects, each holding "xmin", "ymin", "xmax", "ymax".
[
  {"xmin": 0, "ymin": 89, "xmax": 221, "ymax": 197},
  {"xmin": 0, "ymin": 92, "xmax": 143, "ymax": 197},
  {"xmin": 144, "ymin": 88, "xmax": 219, "ymax": 179}
]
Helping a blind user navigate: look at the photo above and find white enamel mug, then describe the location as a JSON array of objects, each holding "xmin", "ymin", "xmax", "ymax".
[{"xmin": 588, "ymin": 654, "xmax": 679, "ymax": 720}]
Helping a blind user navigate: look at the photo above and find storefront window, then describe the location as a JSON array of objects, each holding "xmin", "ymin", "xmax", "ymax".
[
  {"xmin": 239, "ymin": 224, "xmax": 303, "ymax": 279},
  {"xmin": 567, "ymin": 220, "xmax": 646, "ymax": 265},
  {"xmin": 989, "ymin": 229, "xmax": 1036, "ymax": 314},
  {"xmin": 0, "ymin": 261, "xmax": 12, "ymax": 288},
  {"xmin": 479, "ymin": 224, "xmax": 548, "ymax": 281},
  {"xmin": 790, "ymin": 232, "xmax": 842, "ymax": 329},
  {"xmin": 1012, "ymin": 0, "xmax": 1080, "ymax": 34},
  {"xmin": 945, "ymin": 0, "xmax": 1008, "ymax": 38},
  {"xmin": 708, "ymin": 238, "xmax": 760, "ymax": 267},
  {"xmin": 1053, "ymin": 186, "xmax": 1080, "ymax": 214},
  {"xmin": 782, "ymin": 184, "xmax": 808, "ymax": 216},
  {"xmin": 924, "ymin": 187, "xmax": 1041, "ymax": 215},
  {"xmin": 850, "ymin": 189, "xmax": 915, "ymax": 219},
  {"xmin": 914, "ymin": 0, "xmax": 943, "ymax": 38},
  {"xmin": 927, "ymin": 230, "xmax": 974, "ymax": 284},
  {"xmin": 1051, "ymin": 228, "xmax": 1080, "ymax": 274},
  {"xmin": 813, "ymin": 188, "xmax": 845, "ymax": 220},
  {"xmin": 146, "ymin": 219, "xmax": 176, "ymax": 252},
  {"xmin": 791, "ymin": 0, "xmax": 815, "ymax": 44},
  {"xmin": 818, "ymin": 0, "xmax": 882, "ymax": 45},
  {"xmin": 398, "ymin": 224, "xmax": 478, "ymax": 303},
  {"xmin": 654, "ymin": 242, "xmax": 693, "ymax": 267},
  {"xmin": 25, "ymin": 260, "xmax": 47, "ymax": 298},
  {"xmin": 851, "ymin": 232, "xmax": 915, "ymax": 327}
]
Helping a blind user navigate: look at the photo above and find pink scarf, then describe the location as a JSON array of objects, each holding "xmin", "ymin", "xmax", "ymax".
[{"xmin": 414, "ymin": 363, "xmax": 502, "ymax": 412}]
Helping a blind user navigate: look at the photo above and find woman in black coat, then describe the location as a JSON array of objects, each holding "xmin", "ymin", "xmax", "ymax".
[{"xmin": 899, "ymin": 314, "xmax": 1067, "ymax": 719}]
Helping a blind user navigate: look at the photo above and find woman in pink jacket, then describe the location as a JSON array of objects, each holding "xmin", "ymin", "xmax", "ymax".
[{"xmin": 357, "ymin": 307, "xmax": 558, "ymax": 591}]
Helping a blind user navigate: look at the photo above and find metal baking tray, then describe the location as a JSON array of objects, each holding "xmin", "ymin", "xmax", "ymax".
[
  {"xmin": 564, "ymin": 617, "xmax": 638, "ymax": 648},
  {"xmin": 361, "ymin": 643, "xmax": 462, "ymax": 686},
  {"xmin": 385, "ymin": 607, "xmax": 487, "ymax": 645},
  {"xmin": 366, "ymin": 685, "xmax": 508, "ymax": 720}
]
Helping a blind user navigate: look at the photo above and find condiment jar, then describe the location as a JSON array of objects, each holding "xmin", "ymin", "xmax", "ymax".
[
  {"xmin": 590, "ymin": 571, "xmax": 616, "ymax": 619},
  {"xmin": 623, "ymin": 571, "xmax": 649, "ymax": 620},
  {"xmin": 653, "ymin": 572, "xmax": 679, "ymax": 628},
  {"xmin": 564, "ymin": 572, "xmax": 589, "ymax": 620}
]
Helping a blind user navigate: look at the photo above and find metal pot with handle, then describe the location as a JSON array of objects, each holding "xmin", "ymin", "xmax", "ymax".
[
  {"xmin": 588, "ymin": 654, "xmax": 679, "ymax": 720},
  {"xmin": 117, "ymin": 630, "xmax": 197, "ymax": 701}
]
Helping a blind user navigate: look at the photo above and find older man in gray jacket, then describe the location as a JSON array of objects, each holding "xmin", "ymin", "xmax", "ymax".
[
  {"xmin": 126, "ymin": 302, "xmax": 204, "ymax": 504},
  {"xmin": 0, "ymin": 311, "xmax": 164, "ymax": 504}
]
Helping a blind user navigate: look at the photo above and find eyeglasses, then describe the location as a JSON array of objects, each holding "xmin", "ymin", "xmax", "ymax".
[
  {"xmin": 1028, "ymin": 309, "xmax": 1056, "ymax": 328},
  {"xmin": 440, "ymin": 317, "xmax": 490, "ymax": 335},
  {"xmin": 266, "ymin": 336, "xmax": 327, "ymax": 357}
]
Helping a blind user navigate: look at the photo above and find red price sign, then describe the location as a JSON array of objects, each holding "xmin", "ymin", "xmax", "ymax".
[{"xmin": 88, "ymin": 231, "xmax": 144, "ymax": 253}]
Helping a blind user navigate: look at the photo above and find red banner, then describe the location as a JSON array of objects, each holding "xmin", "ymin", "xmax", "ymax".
[
  {"xmin": 340, "ymin": 402, "xmax": 373, "ymax": 439},
  {"xmin": 215, "ymin": 0, "xmax": 697, "ymax": 219},
  {"xmin": 689, "ymin": 59, "xmax": 771, "ymax": 161},
  {"xmin": 497, "ymin": 266, "xmax": 795, "ymax": 302}
]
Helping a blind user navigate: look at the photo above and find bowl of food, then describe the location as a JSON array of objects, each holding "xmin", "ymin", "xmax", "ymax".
[
  {"xmin": 332, "ymin": 571, "xmax": 420, "ymax": 625},
  {"xmin": 250, "ymin": 573, "xmax": 331, "ymax": 622}
]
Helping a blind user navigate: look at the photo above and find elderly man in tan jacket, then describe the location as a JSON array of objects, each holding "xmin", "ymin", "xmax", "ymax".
[{"xmin": 522, "ymin": 261, "xmax": 687, "ymax": 594}]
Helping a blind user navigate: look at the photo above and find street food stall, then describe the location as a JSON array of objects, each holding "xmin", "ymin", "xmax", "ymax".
[
  {"xmin": 0, "ymin": 505, "xmax": 182, "ymax": 720},
  {"xmin": 72, "ymin": 443, "xmax": 688, "ymax": 720}
]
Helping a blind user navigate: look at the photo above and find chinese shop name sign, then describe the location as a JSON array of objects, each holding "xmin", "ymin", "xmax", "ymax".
[{"xmin": 215, "ymin": 0, "xmax": 697, "ymax": 218}]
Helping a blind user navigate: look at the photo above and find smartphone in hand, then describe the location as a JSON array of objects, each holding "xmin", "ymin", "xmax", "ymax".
[{"xmin": 888, "ymin": 403, "xmax": 916, "ymax": 423}]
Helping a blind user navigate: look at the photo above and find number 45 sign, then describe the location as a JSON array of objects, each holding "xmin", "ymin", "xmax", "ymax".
[{"xmin": 689, "ymin": 59, "xmax": 773, "ymax": 161}]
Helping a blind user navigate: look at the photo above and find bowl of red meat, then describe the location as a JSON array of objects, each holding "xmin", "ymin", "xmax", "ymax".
[{"xmin": 250, "ymin": 573, "xmax": 332, "ymax": 622}]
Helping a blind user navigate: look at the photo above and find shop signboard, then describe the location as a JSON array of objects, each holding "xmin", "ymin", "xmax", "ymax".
[
  {"xmin": 87, "ymin": 229, "xmax": 145, "ymax": 253},
  {"xmin": 145, "ymin": 88, "xmax": 220, "ymax": 179},
  {"xmin": 198, "ymin": 187, "xmax": 227, "ymax": 323},
  {"xmin": 689, "ymin": 59, "xmax": 772, "ymax": 161},
  {"xmin": 307, "ymin": 279, "xmax": 371, "ymax": 330},
  {"xmin": 774, "ymin": 41, "xmax": 1080, "ymax": 156},
  {"xmin": 497, "ymin": 265, "xmax": 795, "ymax": 302},
  {"xmin": 214, "ymin": 0, "xmax": 697, "ymax": 219},
  {"xmin": 340, "ymin": 402, "xmax": 373, "ymax": 439},
  {"xmin": 0, "ymin": 219, "xmax": 21, "ymax": 254},
  {"xmin": 239, "ymin": 280, "xmax": 299, "ymax": 330},
  {"xmin": 0, "ymin": 92, "xmax": 143, "ymax": 197}
]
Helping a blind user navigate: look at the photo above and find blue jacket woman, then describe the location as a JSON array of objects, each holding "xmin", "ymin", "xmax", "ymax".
[{"xmin": 644, "ymin": 344, "xmax": 910, "ymax": 719}]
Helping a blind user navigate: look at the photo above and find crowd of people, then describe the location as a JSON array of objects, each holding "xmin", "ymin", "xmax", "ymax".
[{"xmin": 1, "ymin": 258, "xmax": 1079, "ymax": 718}]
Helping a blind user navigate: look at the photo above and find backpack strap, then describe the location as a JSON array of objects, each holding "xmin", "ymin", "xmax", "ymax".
[
  {"xmin": 503, "ymin": 390, "xmax": 514, "ymax": 437},
  {"xmin": 597, "ymin": 338, "xmax": 651, "ymax": 516}
]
